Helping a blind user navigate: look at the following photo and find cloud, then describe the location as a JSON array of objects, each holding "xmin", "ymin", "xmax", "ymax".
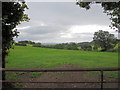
[
  {"xmin": 14, "ymin": 2, "xmax": 118, "ymax": 43},
  {"xmin": 16, "ymin": 26, "xmax": 31, "ymax": 30},
  {"xmin": 18, "ymin": 25, "xmax": 67, "ymax": 35},
  {"xmin": 60, "ymin": 24, "xmax": 114, "ymax": 39},
  {"xmin": 68, "ymin": 25, "xmax": 113, "ymax": 33}
]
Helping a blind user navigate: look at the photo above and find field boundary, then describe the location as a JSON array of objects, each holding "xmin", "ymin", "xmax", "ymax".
[{"xmin": 1, "ymin": 67, "xmax": 120, "ymax": 90}]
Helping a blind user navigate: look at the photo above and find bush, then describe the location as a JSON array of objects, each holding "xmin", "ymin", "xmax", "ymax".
[
  {"xmin": 64, "ymin": 43, "xmax": 78, "ymax": 50},
  {"xmin": 32, "ymin": 44, "xmax": 41, "ymax": 47},
  {"xmin": 93, "ymin": 46, "xmax": 98, "ymax": 51},
  {"xmin": 81, "ymin": 44, "xmax": 92, "ymax": 51},
  {"xmin": 15, "ymin": 43, "xmax": 27, "ymax": 46},
  {"xmin": 41, "ymin": 45, "xmax": 46, "ymax": 48},
  {"xmin": 107, "ymin": 49, "xmax": 118, "ymax": 52},
  {"xmin": 55, "ymin": 44, "xmax": 64, "ymax": 49}
]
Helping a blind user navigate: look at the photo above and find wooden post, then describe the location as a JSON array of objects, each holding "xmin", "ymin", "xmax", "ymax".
[{"xmin": 101, "ymin": 70, "xmax": 103, "ymax": 90}]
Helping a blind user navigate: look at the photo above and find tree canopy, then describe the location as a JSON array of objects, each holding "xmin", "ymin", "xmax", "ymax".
[
  {"xmin": 93, "ymin": 30, "xmax": 117, "ymax": 51},
  {"xmin": 2, "ymin": 2, "xmax": 29, "ymax": 57},
  {"xmin": 2, "ymin": 1, "xmax": 30, "ymax": 86}
]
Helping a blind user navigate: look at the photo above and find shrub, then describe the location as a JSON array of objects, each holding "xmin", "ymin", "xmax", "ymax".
[
  {"xmin": 15, "ymin": 43, "xmax": 27, "ymax": 46},
  {"xmin": 41, "ymin": 45, "xmax": 46, "ymax": 48},
  {"xmin": 93, "ymin": 46, "xmax": 98, "ymax": 51},
  {"xmin": 107, "ymin": 49, "xmax": 118, "ymax": 52},
  {"xmin": 32, "ymin": 44, "xmax": 41, "ymax": 47},
  {"xmin": 81, "ymin": 44, "xmax": 92, "ymax": 51}
]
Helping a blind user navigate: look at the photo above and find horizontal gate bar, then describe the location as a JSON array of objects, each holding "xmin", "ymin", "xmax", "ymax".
[
  {"xmin": 0, "ymin": 80, "xmax": 120, "ymax": 83},
  {"xmin": 1, "ymin": 68, "xmax": 120, "ymax": 72}
]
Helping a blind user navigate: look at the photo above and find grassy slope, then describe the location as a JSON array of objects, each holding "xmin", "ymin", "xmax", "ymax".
[
  {"xmin": 6, "ymin": 46, "xmax": 118, "ymax": 78},
  {"xmin": 6, "ymin": 46, "xmax": 118, "ymax": 68}
]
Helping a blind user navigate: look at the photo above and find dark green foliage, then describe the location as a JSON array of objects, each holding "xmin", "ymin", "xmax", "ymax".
[
  {"xmin": 50, "ymin": 45, "xmax": 55, "ymax": 48},
  {"xmin": 107, "ymin": 49, "xmax": 118, "ymax": 52},
  {"xmin": 76, "ymin": 2, "xmax": 91, "ymax": 10},
  {"xmin": 77, "ymin": 42, "xmax": 93, "ymax": 51},
  {"xmin": 15, "ymin": 43, "xmax": 26, "ymax": 46},
  {"xmin": 2, "ymin": 2, "xmax": 29, "ymax": 57},
  {"xmin": 76, "ymin": 1, "xmax": 120, "ymax": 32},
  {"xmin": 93, "ymin": 30, "xmax": 117, "ymax": 51},
  {"xmin": 2, "ymin": 1, "xmax": 29, "ymax": 88},
  {"xmin": 101, "ymin": 2, "xmax": 120, "ymax": 31},
  {"xmin": 45, "ymin": 45, "xmax": 51, "ymax": 48},
  {"xmin": 93, "ymin": 46, "xmax": 98, "ymax": 51},
  {"xmin": 40, "ymin": 43, "xmax": 78, "ymax": 50},
  {"xmin": 65, "ymin": 43, "xmax": 78, "ymax": 50},
  {"xmin": 41, "ymin": 45, "xmax": 46, "ymax": 48},
  {"xmin": 55, "ymin": 44, "xmax": 64, "ymax": 49},
  {"xmin": 118, "ymin": 45, "xmax": 120, "ymax": 52},
  {"xmin": 18, "ymin": 40, "xmax": 29, "ymax": 44},
  {"xmin": 18, "ymin": 40, "xmax": 35, "ymax": 44},
  {"xmin": 32, "ymin": 43, "xmax": 41, "ymax": 47},
  {"xmin": 81, "ymin": 44, "xmax": 92, "ymax": 51},
  {"xmin": 53, "ymin": 43, "xmax": 78, "ymax": 50},
  {"xmin": 41, "ymin": 45, "xmax": 53, "ymax": 48},
  {"xmin": 32, "ymin": 45, "xmax": 41, "ymax": 47},
  {"xmin": 77, "ymin": 42, "xmax": 93, "ymax": 47}
]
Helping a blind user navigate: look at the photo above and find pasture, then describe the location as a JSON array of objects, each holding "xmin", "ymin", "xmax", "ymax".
[{"xmin": 6, "ymin": 46, "xmax": 118, "ymax": 77}]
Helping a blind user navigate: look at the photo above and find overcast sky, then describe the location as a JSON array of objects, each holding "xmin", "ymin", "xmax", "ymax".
[{"xmin": 14, "ymin": 2, "xmax": 118, "ymax": 43}]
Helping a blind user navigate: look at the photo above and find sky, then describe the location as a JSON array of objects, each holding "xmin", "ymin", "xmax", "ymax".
[{"xmin": 14, "ymin": 2, "xmax": 118, "ymax": 43}]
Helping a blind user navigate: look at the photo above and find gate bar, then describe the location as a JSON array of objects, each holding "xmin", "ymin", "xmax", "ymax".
[{"xmin": 1, "ymin": 68, "xmax": 120, "ymax": 72}]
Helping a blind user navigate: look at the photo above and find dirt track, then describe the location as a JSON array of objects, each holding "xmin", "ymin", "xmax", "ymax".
[{"xmin": 18, "ymin": 65, "xmax": 118, "ymax": 88}]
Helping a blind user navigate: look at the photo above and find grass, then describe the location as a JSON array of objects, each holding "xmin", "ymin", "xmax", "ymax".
[{"xmin": 6, "ymin": 46, "xmax": 118, "ymax": 79}]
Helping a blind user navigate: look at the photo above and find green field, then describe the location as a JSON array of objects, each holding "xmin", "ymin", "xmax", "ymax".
[{"xmin": 6, "ymin": 46, "xmax": 118, "ymax": 78}]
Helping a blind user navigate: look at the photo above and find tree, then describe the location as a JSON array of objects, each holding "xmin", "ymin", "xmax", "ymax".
[
  {"xmin": 32, "ymin": 42, "xmax": 41, "ymax": 47},
  {"xmin": 65, "ymin": 43, "xmax": 78, "ymax": 50},
  {"xmin": 93, "ymin": 45, "xmax": 98, "ymax": 51},
  {"xmin": 76, "ymin": 1, "xmax": 120, "ymax": 32},
  {"xmin": 81, "ymin": 44, "xmax": 92, "ymax": 51},
  {"xmin": 15, "ymin": 43, "xmax": 27, "ymax": 46},
  {"xmin": 2, "ymin": 1, "xmax": 30, "ymax": 87},
  {"xmin": 93, "ymin": 30, "xmax": 117, "ymax": 51},
  {"xmin": 55, "ymin": 44, "xmax": 64, "ymax": 49}
]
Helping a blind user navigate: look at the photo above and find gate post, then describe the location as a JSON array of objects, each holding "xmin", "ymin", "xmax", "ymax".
[{"xmin": 101, "ymin": 70, "xmax": 103, "ymax": 90}]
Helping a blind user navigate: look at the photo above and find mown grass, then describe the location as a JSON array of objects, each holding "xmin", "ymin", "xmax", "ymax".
[{"xmin": 6, "ymin": 46, "xmax": 118, "ymax": 79}]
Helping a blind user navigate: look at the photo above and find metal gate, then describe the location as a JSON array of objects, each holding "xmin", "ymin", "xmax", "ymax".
[{"xmin": 1, "ymin": 67, "xmax": 120, "ymax": 90}]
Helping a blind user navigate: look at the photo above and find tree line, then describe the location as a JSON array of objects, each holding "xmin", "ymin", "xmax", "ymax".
[{"xmin": 15, "ymin": 30, "xmax": 120, "ymax": 52}]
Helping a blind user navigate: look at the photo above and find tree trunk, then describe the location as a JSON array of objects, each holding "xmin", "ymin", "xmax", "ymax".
[{"xmin": 2, "ymin": 53, "xmax": 6, "ymax": 88}]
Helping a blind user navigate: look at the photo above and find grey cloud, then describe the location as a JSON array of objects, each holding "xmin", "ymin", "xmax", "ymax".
[
  {"xmin": 14, "ymin": 2, "xmax": 114, "ymax": 43},
  {"xmin": 19, "ymin": 25, "xmax": 68, "ymax": 35},
  {"xmin": 69, "ymin": 33, "xmax": 93, "ymax": 42},
  {"xmin": 23, "ymin": 2, "xmax": 110, "ymax": 27}
]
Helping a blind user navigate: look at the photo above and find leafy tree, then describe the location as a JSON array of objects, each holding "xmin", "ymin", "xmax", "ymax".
[
  {"xmin": 50, "ymin": 45, "xmax": 55, "ymax": 48},
  {"xmin": 76, "ymin": 1, "xmax": 120, "ymax": 32},
  {"xmin": 45, "ymin": 45, "xmax": 50, "ymax": 48},
  {"xmin": 65, "ymin": 43, "xmax": 78, "ymax": 50},
  {"xmin": 41, "ymin": 45, "xmax": 46, "ymax": 48},
  {"xmin": 70, "ymin": 43, "xmax": 79, "ymax": 50},
  {"xmin": 28, "ymin": 40, "xmax": 35, "ymax": 44},
  {"xmin": 18, "ymin": 40, "xmax": 29, "ymax": 44},
  {"xmin": 55, "ymin": 44, "xmax": 64, "ymax": 49},
  {"xmin": 93, "ymin": 45, "xmax": 98, "ymax": 51},
  {"xmin": 15, "ymin": 43, "xmax": 27, "ymax": 46},
  {"xmin": 93, "ymin": 30, "xmax": 117, "ymax": 51},
  {"xmin": 32, "ymin": 42, "xmax": 41, "ymax": 47},
  {"xmin": 80, "ymin": 44, "xmax": 92, "ymax": 51},
  {"xmin": 2, "ymin": 1, "xmax": 30, "ymax": 86}
]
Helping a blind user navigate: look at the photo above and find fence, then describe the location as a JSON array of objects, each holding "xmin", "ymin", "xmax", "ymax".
[{"xmin": 1, "ymin": 67, "xmax": 120, "ymax": 90}]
